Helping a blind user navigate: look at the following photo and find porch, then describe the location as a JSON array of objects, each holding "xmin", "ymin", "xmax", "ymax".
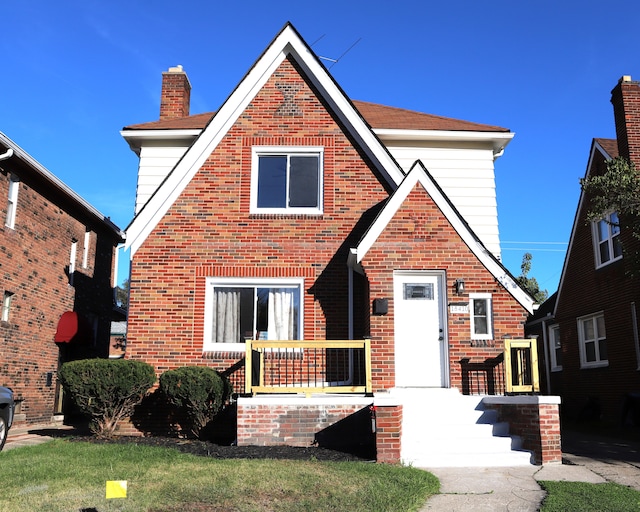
[{"xmin": 231, "ymin": 337, "xmax": 560, "ymax": 465}]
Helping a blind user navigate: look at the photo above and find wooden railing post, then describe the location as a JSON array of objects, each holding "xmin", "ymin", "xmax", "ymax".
[
  {"xmin": 364, "ymin": 338, "xmax": 372, "ymax": 394},
  {"xmin": 245, "ymin": 339, "xmax": 253, "ymax": 395},
  {"xmin": 504, "ymin": 338, "xmax": 540, "ymax": 394}
]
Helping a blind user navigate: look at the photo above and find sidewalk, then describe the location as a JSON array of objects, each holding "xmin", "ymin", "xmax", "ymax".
[
  {"xmin": 3, "ymin": 422, "xmax": 77, "ymax": 451},
  {"xmin": 419, "ymin": 428, "xmax": 640, "ymax": 511}
]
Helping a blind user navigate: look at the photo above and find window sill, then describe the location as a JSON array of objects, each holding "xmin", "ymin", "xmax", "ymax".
[{"xmin": 580, "ymin": 361, "xmax": 609, "ymax": 370}]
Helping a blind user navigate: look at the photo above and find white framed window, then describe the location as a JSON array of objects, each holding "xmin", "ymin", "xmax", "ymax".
[
  {"xmin": 577, "ymin": 312, "xmax": 608, "ymax": 368},
  {"xmin": 593, "ymin": 212, "xmax": 622, "ymax": 267},
  {"xmin": 203, "ymin": 277, "xmax": 303, "ymax": 352},
  {"xmin": 5, "ymin": 174, "xmax": 19, "ymax": 229},
  {"xmin": 82, "ymin": 230, "xmax": 91, "ymax": 269},
  {"xmin": 69, "ymin": 239, "xmax": 78, "ymax": 285},
  {"xmin": 250, "ymin": 146, "xmax": 323, "ymax": 214},
  {"xmin": 470, "ymin": 293, "xmax": 492, "ymax": 340},
  {"xmin": 2, "ymin": 291, "xmax": 13, "ymax": 322},
  {"xmin": 548, "ymin": 324, "xmax": 562, "ymax": 371}
]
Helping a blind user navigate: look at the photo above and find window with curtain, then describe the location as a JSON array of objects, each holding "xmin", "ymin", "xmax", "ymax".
[{"xmin": 205, "ymin": 280, "xmax": 301, "ymax": 351}]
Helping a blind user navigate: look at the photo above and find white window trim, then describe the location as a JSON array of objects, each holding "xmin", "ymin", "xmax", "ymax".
[
  {"xmin": 5, "ymin": 174, "xmax": 19, "ymax": 229},
  {"xmin": 577, "ymin": 311, "xmax": 608, "ymax": 369},
  {"xmin": 250, "ymin": 146, "xmax": 324, "ymax": 215},
  {"xmin": 69, "ymin": 240, "xmax": 77, "ymax": 286},
  {"xmin": 592, "ymin": 212, "xmax": 622, "ymax": 268},
  {"xmin": 2, "ymin": 291, "xmax": 13, "ymax": 322},
  {"xmin": 82, "ymin": 230, "xmax": 91, "ymax": 269},
  {"xmin": 203, "ymin": 277, "xmax": 304, "ymax": 352},
  {"xmin": 548, "ymin": 324, "xmax": 562, "ymax": 372},
  {"xmin": 469, "ymin": 293, "xmax": 493, "ymax": 341}
]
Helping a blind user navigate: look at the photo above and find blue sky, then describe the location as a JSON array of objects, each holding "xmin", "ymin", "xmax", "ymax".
[{"xmin": 2, "ymin": 1, "xmax": 639, "ymax": 293}]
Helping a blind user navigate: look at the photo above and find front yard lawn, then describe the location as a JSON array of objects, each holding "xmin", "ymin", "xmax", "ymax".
[
  {"xmin": 539, "ymin": 481, "xmax": 640, "ymax": 512},
  {"xmin": 0, "ymin": 439, "xmax": 438, "ymax": 511}
]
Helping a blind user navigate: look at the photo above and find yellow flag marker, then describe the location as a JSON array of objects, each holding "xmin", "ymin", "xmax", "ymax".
[{"xmin": 106, "ymin": 480, "xmax": 127, "ymax": 499}]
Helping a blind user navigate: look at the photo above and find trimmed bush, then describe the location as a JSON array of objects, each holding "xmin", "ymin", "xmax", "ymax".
[
  {"xmin": 159, "ymin": 366, "xmax": 230, "ymax": 439},
  {"xmin": 58, "ymin": 358, "xmax": 156, "ymax": 437}
]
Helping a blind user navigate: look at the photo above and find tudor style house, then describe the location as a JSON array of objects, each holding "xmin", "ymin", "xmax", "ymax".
[
  {"xmin": 528, "ymin": 76, "xmax": 640, "ymax": 424},
  {"xmin": 122, "ymin": 24, "xmax": 560, "ymax": 465},
  {"xmin": 0, "ymin": 132, "xmax": 124, "ymax": 425}
]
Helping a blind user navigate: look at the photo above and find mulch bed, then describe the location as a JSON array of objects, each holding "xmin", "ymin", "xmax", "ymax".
[{"xmin": 71, "ymin": 434, "xmax": 372, "ymax": 462}]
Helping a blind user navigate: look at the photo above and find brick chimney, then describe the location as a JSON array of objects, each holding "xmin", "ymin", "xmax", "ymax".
[
  {"xmin": 611, "ymin": 75, "xmax": 640, "ymax": 165},
  {"xmin": 159, "ymin": 65, "xmax": 191, "ymax": 120}
]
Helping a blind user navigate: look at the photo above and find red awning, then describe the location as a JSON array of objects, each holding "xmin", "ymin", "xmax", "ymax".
[{"xmin": 54, "ymin": 311, "xmax": 81, "ymax": 343}]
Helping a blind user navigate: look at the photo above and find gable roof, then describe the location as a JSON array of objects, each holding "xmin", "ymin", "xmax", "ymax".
[
  {"xmin": 125, "ymin": 22, "xmax": 408, "ymax": 254},
  {"xmin": 349, "ymin": 160, "xmax": 535, "ymax": 314},
  {"xmin": 553, "ymin": 138, "xmax": 616, "ymax": 315}
]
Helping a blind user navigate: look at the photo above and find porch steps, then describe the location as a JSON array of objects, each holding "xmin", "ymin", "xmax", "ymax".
[{"xmin": 393, "ymin": 388, "xmax": 533, "ymax": 467}]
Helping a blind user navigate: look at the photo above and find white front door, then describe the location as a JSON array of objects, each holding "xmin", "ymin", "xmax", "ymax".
[{"xmin": 394, "ymin": 272, "xmax": 447, "ymax": 387}]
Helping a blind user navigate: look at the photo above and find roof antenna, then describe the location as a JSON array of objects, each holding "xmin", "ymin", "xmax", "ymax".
[{"xmin": 317, "ymin": 37, "xmax": 362, "ymax": 69}]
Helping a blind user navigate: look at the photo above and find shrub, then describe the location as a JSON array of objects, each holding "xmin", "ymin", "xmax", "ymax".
[
  {"xmin": 159, "ymin": 366, "xmax": 231, "ymax": 439},
  {"xmin": 58, "ymin": 358, "xmax": 156, "ymax": 437}
]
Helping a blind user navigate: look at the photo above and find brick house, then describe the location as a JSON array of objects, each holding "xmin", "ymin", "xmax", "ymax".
[
  {"xmin": 122, "ymin": 24, "xmax": 560, "ymax": 465},
  {"xmin": 527, "ymin": 76, "xmax": 640, "ymax": 424},
  {"xmin": 0, "ymin": 132, "xmax": 124, "ymax": 425}
]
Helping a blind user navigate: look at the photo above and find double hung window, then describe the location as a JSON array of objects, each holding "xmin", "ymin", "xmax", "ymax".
[
  {"xmin": 251, "ymin": 147, "xmax": 323, "ymax": 214},
  {"xmin": 593, "ymin": 212, "xmax": 622, "ymax": 267},
  {"xmin": 204, "ymin": 278, "xmax": 302, "ymax": 351},
  {"xmin": 577, "ymin": 312, "xmax": 608, "ymax": 368},
  {"xmin": 470, "ymin": 293, "xmax": 493, "ymax": 340}
]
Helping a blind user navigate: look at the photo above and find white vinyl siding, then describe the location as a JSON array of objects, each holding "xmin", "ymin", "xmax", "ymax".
[{"xmin": 385, "ymin": 144, "xmax": 501, "ymax": 259}]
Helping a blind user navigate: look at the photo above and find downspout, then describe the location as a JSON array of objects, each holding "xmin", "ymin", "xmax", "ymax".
[{"xmin": 0, "ymin": 148, "xmax": 14, "ymax": 161}]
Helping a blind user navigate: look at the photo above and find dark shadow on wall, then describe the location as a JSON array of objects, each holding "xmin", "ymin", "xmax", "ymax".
[{"xmin": 314, "ymin": 406, "xmax": 376, "ymax": 460}]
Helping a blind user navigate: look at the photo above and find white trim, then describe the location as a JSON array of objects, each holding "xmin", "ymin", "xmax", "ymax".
[
  {"xmin": 469, "ymin": 293, "xmax": 493, "ymax": 340},
  {"xmin": 591, "ymin": 212, "xmax": 622, "ymax": 268},
  {"xmin": 249, "ymin": 146, "xmax": 324, "ymax": 214},
  {"xmin": 125, "ymin": 24, "xmax": 404, "ymax": 255},
  {"xmin": 203, "ymin": 276, "xmax": 304, "ymax": 352},
  {"xmin": 82, "ymin": 230, "xmax": 91, "ymax": 269},
  {"xmin": 577, "ymin": 311, "xmax": 608, "ymax": 369},
  {"xmin": 5, "ymin": 174, "xmax": 19, "ymax": 229},
  {"xmin": 1, "ymin": 291, "xmax": 13, "ymax": 322},
  {"xmin": 351, "ymin": 161, "xmax": 535, "ymax": 314},
  {"xmin": 548, "ymin": 324, "xmax": 562, "ymax": 372}
]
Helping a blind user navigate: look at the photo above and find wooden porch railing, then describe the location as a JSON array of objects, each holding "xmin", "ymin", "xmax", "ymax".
[
  {"xmin": 245, "ymin": 339, "xmax": 373, "ymax": 396},
  {"xmin": 461, "ymin": 338, "xmax": 540, "ymax": 395}
]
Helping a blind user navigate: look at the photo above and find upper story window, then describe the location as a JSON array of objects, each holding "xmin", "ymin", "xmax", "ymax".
[
  {"xmin": 82, "ymin": 230, "xmax": 91, "ymax": 269},
  {"xmin": 203, "ymin": 278, "xmax": 302, "ymax": 352},
  {"xmin": 5, "ymin": 174, "xmax": 19, "ymax": 229},
  {"xmin": 593, "ymin": 212, "xmax": 622, "ymax": 267},
  {"xmin": 251, "ymin": 147, "xmax": 323, "ymax": 214},
  {"xmin": 470, "ymin": 293, "xmax": 493, "ymax": 340},
  {"xmin": 69, "ymin": 239, "xmax": 78, "ymax": 286},
  {"xmin": 2, "ymin": 291, "xmax": 13, "ymax": 322},
  {"xmin": 577, "ymin": 312, "xmax": 608, "ymax": 369},
  {"xmin": 548, "ymin": 324, "xmax": 562, "ymax": 372}
]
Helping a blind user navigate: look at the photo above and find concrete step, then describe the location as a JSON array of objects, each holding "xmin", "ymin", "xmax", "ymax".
[{"xmin": 407, "ymin": 449, "xmax": 534, "ymax": 468}]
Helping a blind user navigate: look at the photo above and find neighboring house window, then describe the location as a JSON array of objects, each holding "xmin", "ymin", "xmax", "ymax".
[
  {"xmin": 203, "ymin": 278, "xmax": 302, "ymax": 351},
  {"xmin": 69, "ymin": 239, "xmax": 78, "ymax": 285},
  {"xmin": 548, "ymin": 324, "xmax": 562, "ymax": 371},
  {"xmin": 593, "ymin": 212, "xmax": 622, "ymax": 267},
  {"xmin": 470, "ymin": 293, "xmax": 492, "ymax": 340},
  {"xmin": 577, "ymin": 312, "xmax": 608, "ymax": 368},
  {"xmin": 2, "ymin": 291, "xmax": 13, "ymax": 322},
  {"xmin": 82, "ymin": 230, "xmax": 91, "ymax": 269},
  {"xmin": 250, "ymin": 147, "xmax": 323, "ymax": 214},
  {"xmin": 5, "ymin": 174, "xmax": 19, "ymax": 229}
]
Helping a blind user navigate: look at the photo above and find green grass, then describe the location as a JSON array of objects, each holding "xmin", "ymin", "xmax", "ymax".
[
  {"xmin": 539, "ymin": 481, "xmax": 640, "ymax": 512},
  {"xmin": 0, "ymin": 440, "xmax": 438, "ymax": 511}
]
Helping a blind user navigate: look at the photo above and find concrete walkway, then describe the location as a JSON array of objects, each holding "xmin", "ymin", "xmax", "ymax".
[
  {"xmin": 420, "ymin": 429, "xmax": 640, "ymax": 511},
  {"xmin": 5, "ymin": 424, "xmax": 640, "ymax": 511}
]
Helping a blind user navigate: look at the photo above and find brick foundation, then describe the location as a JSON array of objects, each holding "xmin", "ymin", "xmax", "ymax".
[
  {"xmin": 484, "ymin": 395, "xmax": 562, "ymax": 464},
  {"xmin": 373, "ymin": 403, "xmax": 402, "ymax": 464}
]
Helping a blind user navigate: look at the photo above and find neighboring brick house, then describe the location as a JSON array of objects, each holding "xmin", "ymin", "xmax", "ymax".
[
  {"xmin": 527, "ymin": 76, "xmax": 640, "ymax": 423},
  {"xmin": 0, "ymin": 132, "xmax": 123, "ymax": 425},
  {"xmin": 122, "ymin": 24, "xmax": 555, "ymax": 464}
]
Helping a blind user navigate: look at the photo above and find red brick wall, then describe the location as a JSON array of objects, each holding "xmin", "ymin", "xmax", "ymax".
[
  {"xmin": 485, "ymin": 399, "xmax": 562, "ymax": 465},
  {"xmin": 374, "ymin": 404, "xmax": 402, "ymax": 464},
  {"xmin": 237, "ymin": 402, "xmax": 366, "ymax": 446},
  {"xmin": 361, "ymin": 184, "xmax": 529, "ymax": 391},
  {"xmin": 126, "ymin": 57, "xmax": 389, "ymax": 382},
  {"xmin": 0, "ymin": 169, "xmax": 118, "ymax": 424}
]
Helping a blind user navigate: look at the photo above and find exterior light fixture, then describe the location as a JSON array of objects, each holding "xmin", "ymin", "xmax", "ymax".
[{"xmin": 455, "ymin": 279, "xmax": 465, "ymax": 295}]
